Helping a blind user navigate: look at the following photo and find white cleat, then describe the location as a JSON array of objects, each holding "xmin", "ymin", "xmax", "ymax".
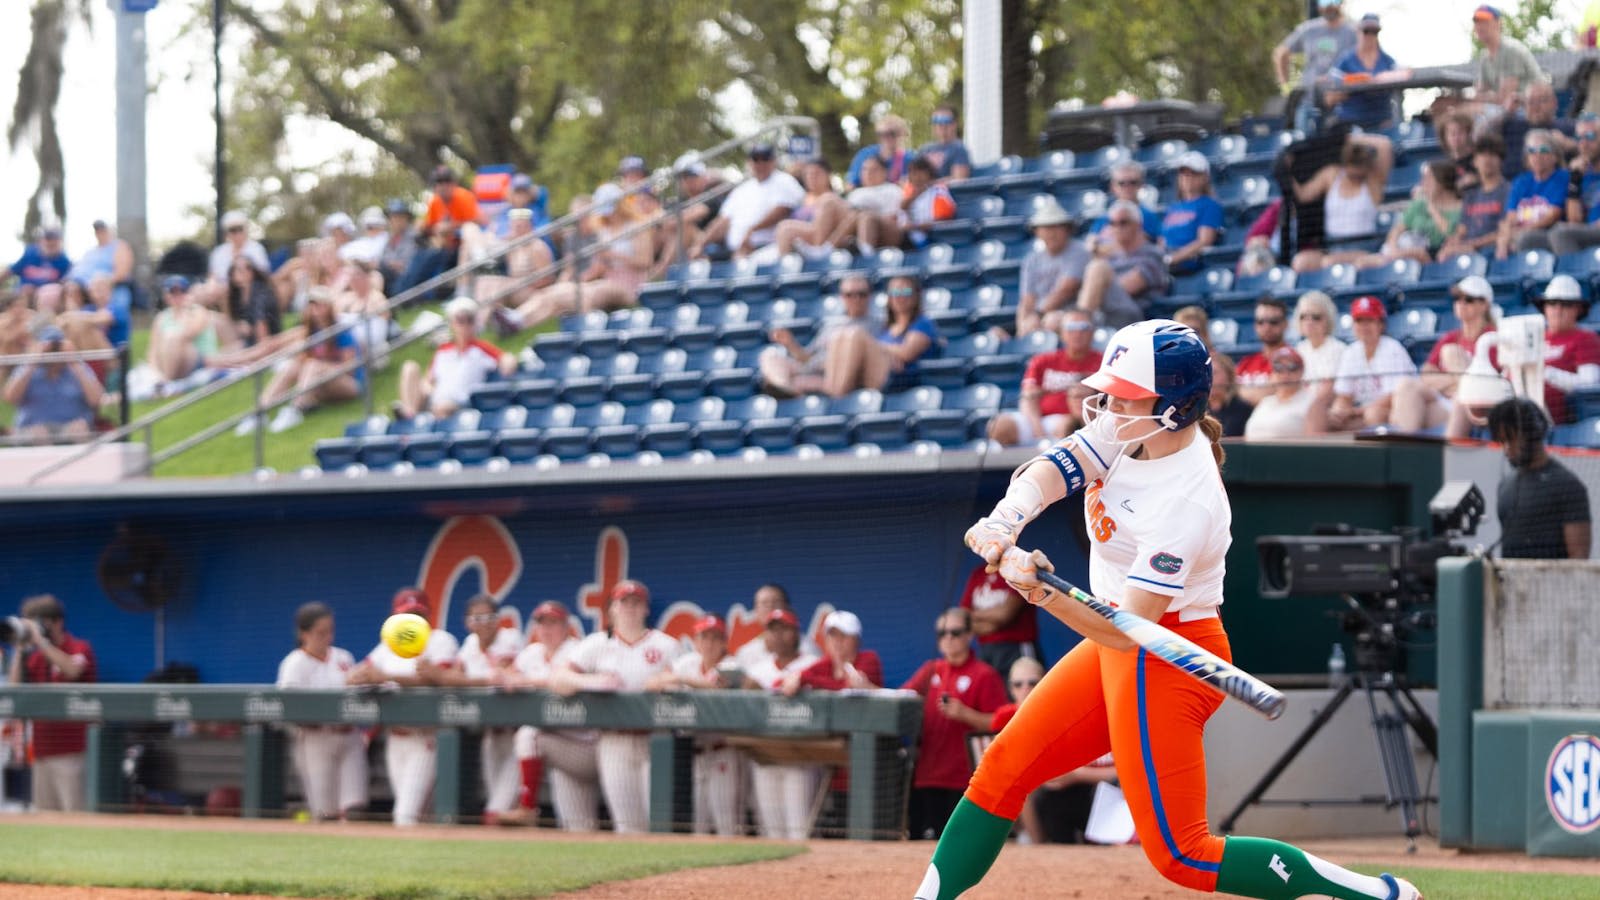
[{"xmin": 1380, "ymin": 873, "xmax": 1423, "ymax": 900}]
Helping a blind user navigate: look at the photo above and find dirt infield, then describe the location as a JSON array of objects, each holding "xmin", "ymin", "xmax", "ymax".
[{"xmin": 4, "ymin": 814, "xmax": 1598, "ymax": 899}]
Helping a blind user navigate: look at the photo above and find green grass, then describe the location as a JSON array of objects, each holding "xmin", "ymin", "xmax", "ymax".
[
  {"xmin": 0, "ymin": 822, "xmax": 803, "ymax": 899},
  {"xmin": 0, "ymin": 304, "xmax": 550, "ymax": 479},
  {"xmin": 1365, "ymin": 865, "xmax": 1599, "ymax": 899}
]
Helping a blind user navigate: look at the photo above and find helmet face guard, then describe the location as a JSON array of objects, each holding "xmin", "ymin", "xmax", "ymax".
[{"xmin": 1081, "ymin": 320, "xmax": 1212, "ymax": 440}]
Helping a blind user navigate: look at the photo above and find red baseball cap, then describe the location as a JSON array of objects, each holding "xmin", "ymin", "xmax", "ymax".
[
  {"xmin": 391, "ymin": 587, "xmax": 430, "ymax": 616},
  {"xmin": 610, "ymin": 579, "xmax": 650, "ymax": 603},
  {"xmin": 691, "ymin": 615, "xmax": 726, "ymax": 637},
  {"xmin": 1349, "ymin": 296, "xmax": 1387, "ymax": 320},
  {"xmin": 531, "ymin": 600, "xmax": 568, "ymax": 623},
  {"xmin": 766, "ymin": 609, "xmax": 800, "ymax": 629}
]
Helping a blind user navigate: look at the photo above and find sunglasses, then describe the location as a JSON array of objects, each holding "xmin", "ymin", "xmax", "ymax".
[
  {"xmin": 1112, "ymin": 179, "xmax": 1143, "ymax": 187},
  {"xmin": 876, "ymin": 130, "xmax": 898, "ymax": 139},
  {"xmin": 465, "ymin": 613, "xmax": 497, "ymax": 625},
  {"xmin": 1298, "ymin": 312, "xmax": 1325, "ymax": 321},
  {"xmin": 226, "ymin": 225, "xmax": 245, "ymax": 234},
  {"xmin": 936, "ymin": 628, "xmax": 969, "ymax": 638},
  {"xmin": 1580, "ymin": 133, "xmax": 1600, "ymax": 141},
  {"xmin": 888, "ymin": 287, "xmax": 916, "ymax": 298},
  {"xmin": 1451, "ymin": 292, "xmax": 1488, "ymax": 303},
  {"xmin": 1272, "ymin": 360, "xmax": 1303, "ymax": 372},
  {"xmin": 1528, "ymin": 146, "xmax": 1556, "ymax": 155},
  {"xmin": 1255, "ymin": 316, "xmax": 1286, "ymax": 326},
  {"xmin": 1010, "ymin": 679, "xmax": 1040, "ymax": 689},
  {"xmin": 1109, "ymin": 219, "xmax": 1138, "ymax": 227},
  {"xmin": 931, "ymin": 114, "xmax": 955, "ymax": 125}
]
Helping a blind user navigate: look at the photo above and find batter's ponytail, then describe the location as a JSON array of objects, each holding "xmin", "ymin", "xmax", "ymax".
[{"xmin": 1199, "ymin": 414, "xmax": 1225, "ymax": 469}]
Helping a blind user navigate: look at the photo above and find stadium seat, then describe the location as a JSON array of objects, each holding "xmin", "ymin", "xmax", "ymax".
[
  {"xmin": 637, "ymin": 281, "xmax": 683, "ymax": 312},
  {"xmin": 1486, "ymin": 249, "xmax": 1555, "ymax": 297},
  {"xmin": 591, "ymin": 399, "xmax": 674, "ymax": 457},
  {"xmin": 1413, "ymin": 254, "xmax": 1486, "ymax": 293},
  {"xmin": 1194, "ymin": 134, "xmax": 1247, "ymax": 166},
  {"xmin": 1353, "ymin": 258, "xmax": 1421, "ymax": 293},
  {"xmin": 540, "ymin": 402, "xmax": 625, "ymax": 461},
  {"xmin": 921, "ymin": 332, "xmax": 998, "ymax": 387},
  {"xmin": 776, "ymin": 270, "xmax": 824, "ymax": 301},
  {"xmin": 667, "ymin": 303, "xmax": 719, "ymax": 352},
  {"xmin": 531, "ymin": 329, "xmax": 579, "ymax": 365},
  {"xmin": 403, "ymin": 432, "xmax": 451, "ymax": 468},
  {"xmin": 448, "ymin": 428, "xmax": 497, "ymax": 466},
  {"xmin": 1555, "ymin": 247, "xmax": 1600, "ymax": 280},
  {"xmin": 967, "ymin": 285, "xmax": 1018, "ymax": 333},
  {"xmin": 913, "ymin": 383, "xmax": 1003, "ymax": 446},
  {"xmin": 728, "ymin": 274, "xmax": 776, "ymax": 303},
  {"xmin": 554, "ymin": 356, "xmax": 607, "ymax": 407},
  {"xmin": 357, "ymin": 435, "xmax": 407, "ymax": 470},
  {"xmin": 1294, "ymin": 262, "xmax": 1357, "ymax": 295},
  {"xmin": 745, "ymin": 394, "xmax": 829, "ymax": 452},
  {"xmin": 851, "ymin": 385, "xmax": 943, "ymax": 448},
  {"xmin": 314, "ymin": 437, "xmax": 363, "ymax": 471},
  {"xmin": 1384, "ymin": 160, "xmax": 1424, "ymax": 202},
  {"xmin": 1212, "ymin": 265, "xmax": 1295, "ymax": 313},
  {"xmin": 512, "ymin": 377, "xmax": 559, "ymax": 410},
  {"xmin": 653, "ymin": 346, "xmax": 732, "ymax": 402},
  {"xmin": 692, "ymin": 395, "xmax": 775, "ymax": 454},
  {"xmin": 704, "ymin": 348, "xmax": 763, "ymax": 400},
  {"xmin": 795, "ymin": 389, "xmax": 883, "ymax": 450},
  {"xmin": 342, "ymin": 414, "xmax": 390, "ymax": 438}
]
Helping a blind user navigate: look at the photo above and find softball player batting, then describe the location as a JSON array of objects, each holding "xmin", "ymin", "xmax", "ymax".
[
  {"xmin": 553, "ymin": 580, "xmax": 681, "ymax": 833},
  {"xmin": 915, "ymin": 321, "xmax": 1422, "ymax": 900}
]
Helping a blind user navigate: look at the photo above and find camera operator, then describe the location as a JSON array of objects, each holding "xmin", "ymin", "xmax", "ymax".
[
  {"xmin": 1488, "ymin": 397, "xmax": 1592, "ymax": 559},
  {"xmin": 5, "ymin": 594, "xmax": 97, "ymax": 811}
]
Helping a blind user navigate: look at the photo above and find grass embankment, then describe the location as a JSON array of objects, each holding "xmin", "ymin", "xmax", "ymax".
[{"xmin": 0, "ymin": 822, "xmax": 802, "ymax": 899}]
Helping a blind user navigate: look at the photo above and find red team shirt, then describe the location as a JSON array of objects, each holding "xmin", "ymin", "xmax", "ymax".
[
  {"xmin": 901, "ymin": 655, "xmax": 1007, "ymax": 789},
  {"xmin": 1235, "ymin": 351, "xmax": 1274, "ymax": 388},
  {"xmin": 1425, "ymin": 327, "xmax": 1496, "ymax": 370},
  {"xmin": 958, "ymin": 567, "xmax": 1038, "ymax": 647},
  {"xmin": 25, "ymin": 634, "xmax": 96, "ymax": 758},
  {"xmin": 1543, "ymin": 328, "xmax": 1600, "ymax": 423},
  {"xmin": 1023, "ymin": 350, "xmax": 1099, "ymax": 417},
  {"xmin": 797, "ymin": 649, "xmax": 884, "ymax": 691}
]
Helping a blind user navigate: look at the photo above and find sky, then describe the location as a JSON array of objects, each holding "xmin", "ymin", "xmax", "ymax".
[{"xmin": 0, "ymin": 0, "xmax": 1589, "ymax": 264}]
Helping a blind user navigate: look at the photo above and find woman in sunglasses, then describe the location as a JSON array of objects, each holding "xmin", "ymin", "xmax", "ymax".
[
  {"xmin": 1244, "ymin": 346, "xmax": 1328, "ymax": 439},
  {"xmin": 1389, "ymin": 275, "xmax": 1498, "ymax": 436},
  {"xmin": 1292, "ymin": 289, "xmax": 1346, "ymax": 385}
]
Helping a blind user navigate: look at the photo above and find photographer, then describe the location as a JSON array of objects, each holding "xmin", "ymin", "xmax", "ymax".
[
  {"xmin": 5, "ymin": 594, "xmax": 97, "ymax": 811},
  {"xmin": 1489, "ymin": 397, "xmax": 1592, "ymax": 559}
]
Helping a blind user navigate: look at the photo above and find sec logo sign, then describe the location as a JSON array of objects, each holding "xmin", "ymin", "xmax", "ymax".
[{"xmin": 1545, "ymin": 733, "xmax": 1600, "ymax": 834}]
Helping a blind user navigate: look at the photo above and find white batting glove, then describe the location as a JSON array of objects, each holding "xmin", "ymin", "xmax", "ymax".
[
  {"xmin": 997, "ymin": 546, "xmax": 1057, "ymax": 606},
  {"xmin": 965, "ymin": 514, "xmax": 1022, "ymax": 568}
]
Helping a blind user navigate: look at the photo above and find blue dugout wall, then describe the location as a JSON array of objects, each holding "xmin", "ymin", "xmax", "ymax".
[{"xmin": 0, "ymin": 441, "xmax": 1441, "ymax": 687}]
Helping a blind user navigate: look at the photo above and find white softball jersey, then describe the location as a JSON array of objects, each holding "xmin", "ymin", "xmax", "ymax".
[
  {"xmin": 276, "ymin": 647, "xmax": 357, "ymax": 689},
  {"xmin": 513, "ymin": 638, "xmax": 576, "ymax": 680},
  {"xmin": 744, "ymin": 653, "xmax": 820, "ymax": 692},
  {"xmin": 1085, "ymin": 433, "xmax": 1231, "ymax": 617},
  {"xmin": 366, "ymin": 628, "xmax": 460, "ymax": 676},
  {"xmin": 566, "ymin": 629, "xmax": 682, "ymax": 689},
  {"xmin": 457, "ymin": 628, "xmax": 525, "ymax": 679}
]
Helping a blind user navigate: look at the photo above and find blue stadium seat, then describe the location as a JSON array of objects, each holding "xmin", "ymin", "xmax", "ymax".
[
  {"xmin": 1392, "ymin": 308, "xmax": 1440, "ymax": 344},
  {"xmin": 683, "ymin": 278, "xmax": 730, "ymax": 307},
  {"xmin": 795, "ymin": 389, "xmax": 883, "ymax": 450},
  {"xmin": 512, "ymin": 377, "xmax": 559, "ymax": 410},
  {"xmin": 403, "ymin": 432, "xmax": 451, "ymax": 468},
  {"xmin": 1555, "ymin": 247, "xmax": 1600, "ymax": 279},
  {"xmin": 1567, "ymin": 386, "xmax": 1600, "ymax": 422},
  {"xmin": 539, "ymin": 402, "xmax": 625, "ymax": 461},
  {"xmin": 1384, "ymin": 160, "xmax": 1424, "ymax": 202},
  {"xmin": 1052, "ymin": 145, "xmax": 1130, "ymax": 191},
  {"xmin": 1194, "ymin": 134, "xmax": 1247, "ymax": 166},
  {"xmin": 1552, "ymin": 416, "xmax": 1600, "ymax": 449},
  {"xmin": 653, "ymin": 346, "xmax": 730, "ymax": 402},
  {"xmin": 948, "ymin": 179, "xmax": 997, "ymax": 210},
  {"xmin": 1212, "ymin": 265, "xmax": 1295, "ymax": 313},
  {"xmin": 1294, "ymin": 262, "xmax": 1358, "ymax": 295},
  {"xmin": 976, "ymin": 214, "xmax": 1029, "ymax": 245},
  {"xmin": 553, "ymin": 356, "xmax": 606, "ymax": 407},
  {"xmin": 692, "ymin": 395, "xmax": 775, "ymax": 455},
  {"xmin": 531, "ymin": 329, "xmax": 579, "ymax": 365},
  {"xmin": 1414, "ymin": 253, "xmax": 1487, "ymax": 293},
  {"xmin": 1487, "ymin": 249, "xmax": 1555, "ymax": 297},
  {"xmin": 914, "ymin": 383, "xmax": 1003, "ymax": 446},
  {"xmin": 921, "ymin": 332, "xmax": 999, "ymax": 387},
  {"xmin": 314, "ymin": 437, "xmax": 363, "ymax": 471},
  {"xmin": 745, "ymin": 395, "xmax": 829, "ymax": 452},
  {"xmin": 776, "ymin": 270, "xmax": 823, "ymax": 301},
  {"xmin": 603, "ymin": 352, "xmax": 657, "ymax": 405},
  {"xmin": 728, "ymin": 274, "xmax": 776, "ymax": 303},
  {"xmin": 357, "ymin": 435, "xmax": 406, "ymax": 470},
  {"xmin": 342, "ymin": 414, "xmax": 390, "ymax": 438},
  {"xmin": 710, "ymin": 300, "xmax": 768, "ymax": 351},
  {"xmin": 928, "ymin": 219, "xmax": 981, "ymax": 248},
  {"xmin": 958, "ymin": 154, "xmax": 1024, "ymax": 195},
  {"xmin": 705, "ymin": 348, "xmax": 763, "ymax": 401},
  {"xmin": 967, "ymin": 284, "xmax": 1018, "ymax": 333},
  {"xmin": 637, "ymin": 281, "xmax": 683, "ymax": 312},
  {"xmin": 1353, "ymin": 258, "xmax": 1421, "ymax": 292},
  {"xmin": 590, "ymin": 399, "xmax": 673, "ymax": 457},
  {"xmin": 851, "ymin": 385, "xmax": 942, "ymax": 448},
  {"xmin": 1133, "ymin": 139, "xmax": 1188, "ymax": 173}
]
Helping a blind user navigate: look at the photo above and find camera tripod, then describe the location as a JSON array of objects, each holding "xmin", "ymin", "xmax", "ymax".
[{"xmin": 1218, "ymin": 661, "xmax": 1438, "ymax": 849}]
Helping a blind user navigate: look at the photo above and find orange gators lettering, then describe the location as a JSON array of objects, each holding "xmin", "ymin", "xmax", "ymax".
[{"xmin": 1085, "ymin": 480, "xmax": 1118, "ymax": 543}]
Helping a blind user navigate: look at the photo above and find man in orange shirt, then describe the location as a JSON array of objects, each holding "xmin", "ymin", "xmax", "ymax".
[{"xmin": 399, "ymin": 166, "xmax": 489, "ymax": 295}]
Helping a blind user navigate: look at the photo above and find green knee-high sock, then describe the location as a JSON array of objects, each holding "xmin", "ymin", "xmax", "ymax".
[
  {"xmin": 914, "ymin": 797, "xmax": 1014, "ymax": 900},
  {"xmin": 1216, "ymin": 836, "xmax": 1400, "ymax": 900}
]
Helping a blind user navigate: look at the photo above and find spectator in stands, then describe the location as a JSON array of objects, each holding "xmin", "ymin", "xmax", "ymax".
[
  {"xmin": 1288, "ymin": 133, "xmax": 1393, "ymax": 273},
  {"xmin": 347, "ymin": 588, "xmax": 460, "ymax": 827},
  {"xmin": 10, "ymin": 226, "xmax": 70, "ymax": 299},
  {"xmin": 66, "ymin": 220, "xmax": 134, "ymax": 326},
  {"xmin": 1323, "ymin": 14, "xmax": 1402, "ymax": 131},
  {"xmin": 1273, "ymin": 0, "xmax": 1357, "ymax": 135},
  {"xmin": 1471, "ymin": 5, "xmax": 1543, "ymax": 117},
  {"xmin": 1499, "ymin": 130, "xmax": 1569, "ymax": 256},
  {"xmin": 378, "ymin": 199, "xmax": 418, "ymax": 289},
  {"xmin": 919, "ymin": 105, "xmax": 972, "ymax": 181},
  {"xmin": 553, "ymin": 580, "xmax": 681, "ymax": 834},
  {"xmin": 1504, "ymin": 81, "xmax": 1578, "ymax": 171},
  {"xmin": 322, "ymin": 213, "xmax": 360, "ymax": 265},
  {"xmin": 1328, "ymin": 295, "xmax": 1416, "ymax": 430},
  {"xmin": 1535, "ymin": 275, "xmax": 1600, "ymax": 424},
  {"xmin": 396, "ymin": 296, "xmax": 515, "ymax": 421},
  {"xmin": 901, "ymin": 608, "xmax": 1007, "ymax": 841},
  {"xmin": 783, "ymin": 610, "xmax": 882, "ymax": 693},
  {"xmin": 1235, "ymin": 297, "xmax": 1292, "ymax": 405},
  {"xmin": 1489, "ymin": 396, "xmax": 1592, "ymax": 559},
  {"xmin": 399, "ymin": 165, "xmax": 489, "ymax": 294},
  {"xmin": 492, "ymin": 183, "xmax": 649, "ymax": 335},
  {"xmin": 340, "ymin": 207, "xmax": 389, "ymax": 267},
  {"xmin": 1087, "ymin": 162, "xmax": 1162, "ymax": 244},
  {"xmin": 1013, "ymin": 198, "xmax": 1090, "ymax": 339},
  {"xmin": 760, "ymin": 272, "xmax": 878, "ymax": 397},
  {"xmin": 225, "ymin": 254, "xmax": 281, "ymax": 347},
  {"xmin": 275, "ymin": 601, "xmax": 366, "ymax": 822},
  {"xmin": 492, "ymin": 173, "xmax": 552, "ymax": 238},
  {"xmin": 5, "ymin": 594, "xmax": 95, "ymax": 812},
  {"xmin": 1441, "ymin": 135, "xmax": 1511, "ymax": 258},
  {"xmin": 659, "ymin": 154, "xmax": 730, "ymax": 272},
  {"xmin": 691, "ymin": 144, "xmax": 804, "ymax": 261},
  {"xmin": 334, "ymin": 259, "xmax": 391, "ymax": 355},
  {"xmin": 847, "ymin": 113, "xmax": 914, "ymax": 187},
  {"xmin": 988, "ymin": 309, "xmax": 1098, "ymax": 446},
  {"xmin": 956, "ymin": 561, "xmax": 1041, "ymax": 678},
  {"xmin": 846, "ymin": 155, "xmax": 911, "ymax": 253},
  {"xmin": 476, "ymin": 208, "xmax": 556, "ymax": 312},
  {"xmin": 773, "ymin": 158, "xmax": 852, "ymax": 259},
  {"xmin": 1548, "ymin": 117, "xmax": 1600, "ymax": 255},
  {"xmin": 1362, "ymin": 160, "xmax": 1462, "ymax": 267},
  {"xmin": 869, "ymin": 274, "xmax": 941, "ymax": 391},
  {"xmin": 1077, "ymin": 200, "xmax": 1169, "ymax": 327},
  {"xmin": 1207, "ymin": 354, "xmax": 1254, "ymax": 437},
  {"xmin": 1244, "ymin": 346, "xmax": 1326, "ymax": 439},
  {"xmin": 235, "ymin": 290, "xmax": 361, "ymax": 435},
  {"xmin": 1173, "ymin": 305, "xmax": 1214, "ymax": 350},
  {"xmin": 499, "ymin": 600, "xmax": 597, "ymax": 831},
  {"xmin": 646, "ymin": 615, "xmax": 745, "ymax": 837},
  {"xmin": 896, "ymin": 157, "xmax": 959, "ymax": 250},
  {"xmin": 1293, "ymin": 289, "xmax": 1348, "ymax": 386},
  {"xmin": 1388, "ymin": 275, "xmax": 1499, "ymax": 436},
  {"xmin": 1438, "ymin": 111, "xmax": 1481, "ymax": 193},
  {"xmin": 3, "ymin": 325, "xmax": 102, "ymax": 443},
  {"xmin": 616, "ymin": 156, "xmax": 653, "ymax": 219},
  {"xmin": 1160, "ymin": 152, "xmax": 1224, "ymax": 276},
  {"xmin": 57, "ymin": 266, "xmax": 133, "ymax": 357},
  {"xmin": 146, "ymin": 276, "xmax": 223, "ymax": 385},
  {"xmin": 207, "ymin": 211, "xmax": 270, "ymax": 293}
]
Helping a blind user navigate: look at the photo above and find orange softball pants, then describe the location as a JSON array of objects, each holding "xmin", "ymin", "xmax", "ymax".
[{"xmin": 964, "ymin": 612, "xmax": 1230, "ymax": 893}]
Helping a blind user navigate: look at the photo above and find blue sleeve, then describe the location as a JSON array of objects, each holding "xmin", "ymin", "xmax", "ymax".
[
  {"xmin": 1087, "ymin": 216, "xmax": 1108, "ymax": 236},
  {"xmin": 1506, "ymin": 176, "xmax": 1531, "ymax": 209},
  {"xmin": 1199, "ymin": 197, "xmax": 1225, "ymax": 230},
  {"xmin": 10, "ymin": 248, "xmax": 33, "ymax": 277},
  {"xmin": 947, "ymin": 143, "xmax": 972, "ymax": 171},
  {"xmin": 846, "ymin": 147, "xmax": 876, "ymax": 188},
  {"xmin": 913, "ymin": 317, "xmax": 941, "ymax": 355},
  {"xmin": 1328, "ymin": 50, "xmax": 1356, "ymax": 78},
  {"xmin": 336, "ymin": 330, "xmax": 358, "ymax": 353},
  {"xmin": 1538, "ymin": 175, "xmax": 1569, "ymax": 207},
  {"xmin": 1142, "ymin": 207, "xmax": 1163, "ymax": 240}
]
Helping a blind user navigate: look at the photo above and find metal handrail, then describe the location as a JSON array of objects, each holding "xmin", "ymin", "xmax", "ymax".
[{"xmin": 24, "ymin": 117, "xmax": 819, "ymax": 483}]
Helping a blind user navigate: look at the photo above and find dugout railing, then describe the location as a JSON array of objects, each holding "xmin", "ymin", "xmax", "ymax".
[
  {"xmin": 0, "ymin": 683, "xmax": 919, "ymax": 839},
  {"xmin": 26, "ymin": 116, "xmax": 821, "ymax": 483}
]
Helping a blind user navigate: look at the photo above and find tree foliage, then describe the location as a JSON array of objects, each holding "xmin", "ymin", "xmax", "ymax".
[
  {"xmin": 9, "ymin": 0, "xmax": 91, "ymax": 239},
  {"xmin": 209, "ymin": 0, "xmax": 1295, "ymax": 242},
  {"xmin": 1501, "ymin": 0, "xmax": 1572, "ymax": 53}
]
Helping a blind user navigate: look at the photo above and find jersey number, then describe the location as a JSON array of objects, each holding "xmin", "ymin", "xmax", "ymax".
[{"xmin": 1086, "ymin": 480, "xmax": 1118, "ymax": 543}]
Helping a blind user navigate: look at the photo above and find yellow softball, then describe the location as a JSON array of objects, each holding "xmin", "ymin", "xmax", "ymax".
[{"xmin": 381, "ymin": 612, "xmax": 431, "ymax": 659}]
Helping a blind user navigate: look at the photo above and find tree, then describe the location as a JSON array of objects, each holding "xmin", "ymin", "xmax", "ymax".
[
  {"xmin": 1502, "ymin": 0, "xmax": 1571, "ymax": 53},
  {"xmin": 9, "ymin": 0, "xmax": 91, "ymax": 240}
]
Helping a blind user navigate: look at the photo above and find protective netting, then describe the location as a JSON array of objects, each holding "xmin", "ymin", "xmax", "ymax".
[{"xmin": 1482, "ymin": 558, "xmax": 1600, "ymax": 709}]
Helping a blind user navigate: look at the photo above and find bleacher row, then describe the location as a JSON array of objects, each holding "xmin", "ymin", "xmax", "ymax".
[{"xmin": 312, "ymin": 117, "xmax": 1600, "ymax": 472}]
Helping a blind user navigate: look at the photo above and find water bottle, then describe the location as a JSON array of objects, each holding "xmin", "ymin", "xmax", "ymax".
[{"xmin": 1327, "ymin": 643, "xmax": 1347, "ymax": 688}]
